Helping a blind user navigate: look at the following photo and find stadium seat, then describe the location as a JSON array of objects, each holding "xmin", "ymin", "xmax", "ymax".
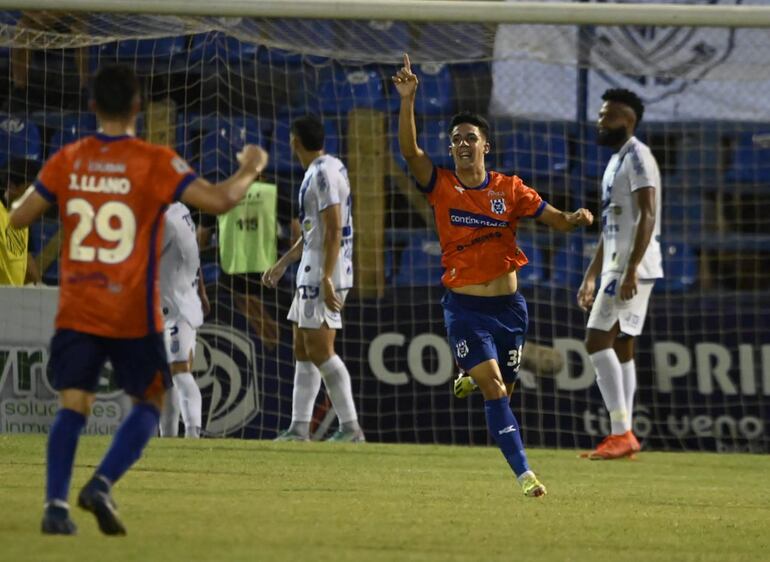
[
  {"xmin": 412, "ymin": 63, "xmax": 455, "ymax": 116},
  {"xmin": 724, "ymin": 129, "xmax": 770, "ymax": 184},
  {"xmin": 0, "ymin": 117, "xmax": 43, "ymax": 168},
  {"xmin": 93, "ymin": 37, "xmax": 188, "ymax": 72},
  {"xmin": 664, "ymin": 193, "xmax": 704, "ymax": 238},
  {"xmin": 48, "ymin": 113, "xmax": 98, "ymax": 155},
  {"xmin": 192, "ymin": 116, "xmax": 268, "ymax": 181},
  {"xmin": 391, "ymin": 116, "xmax": 454, "ymax": 172},
  {"xmin": 516, "ymin": 239, "xmax": 545, "ymax": 286},
  {"xmin": 188, "ymin": 32, "xmax": 259, "ymax": 65},
  {"xmin": 572, "ymin": 124, "xmax": 614, "ymax": 179},
  {"xmin": 394, "ymin": 233, "xmax": 443, "ymax": 286},
  {"xmin": 550, "ymin": 236, "xmax": 585, "ymax": 289},
  {"xmin": 655, "ymin": 242, "xmax": 698, "ymax": 293},
  {"xmin": 317, "ymin": 66, "xmax": 387, "ymax": 114},
  {"xmin": 498, "ymin": 121, "xmax": 568, "ymax": 184}
]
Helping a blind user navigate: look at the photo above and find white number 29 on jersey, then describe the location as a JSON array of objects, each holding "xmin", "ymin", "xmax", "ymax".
[{"xmin": 67, "ymin": 198, "xmax": 137, "ymax": 264}]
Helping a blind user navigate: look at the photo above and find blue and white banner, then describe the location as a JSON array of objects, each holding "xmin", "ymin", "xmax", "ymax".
[{"xmin": 490, "ymin": 0, "xmax": 770, "ymax": 121}]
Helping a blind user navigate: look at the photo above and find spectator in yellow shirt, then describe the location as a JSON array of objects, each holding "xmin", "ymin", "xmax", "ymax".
[{"xmin": 1, "ymin": 157, "xmax": 41, "ymax": 285}]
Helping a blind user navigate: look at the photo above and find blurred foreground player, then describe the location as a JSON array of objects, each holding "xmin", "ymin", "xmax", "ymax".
[{"xmin": 10, "ymin": 64, "xmax": 267, "ymax": 535}]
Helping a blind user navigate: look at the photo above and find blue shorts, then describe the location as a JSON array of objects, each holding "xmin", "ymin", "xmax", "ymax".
[
  {"xmin": 48, "ymin": 329, "xmax": 172, "ymax": 399},
  {"xmin": 442, "ymin": 291, "xmax": 528, "ymax": 384}
]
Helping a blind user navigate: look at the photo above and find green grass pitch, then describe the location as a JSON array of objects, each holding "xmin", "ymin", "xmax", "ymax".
[{"xmin": 1, "ymin": 435, "xmax": 769, "ymax": 561}]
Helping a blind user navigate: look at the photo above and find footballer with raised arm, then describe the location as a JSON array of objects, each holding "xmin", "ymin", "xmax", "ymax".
[{"xmin": 393, "ymin": 54, "xmax": 593, "ymax": 497}]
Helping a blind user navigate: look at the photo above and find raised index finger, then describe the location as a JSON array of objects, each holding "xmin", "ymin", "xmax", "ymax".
[{"xmin": 403, "ymin": 52, "xmax": 411, "ymax": 72}]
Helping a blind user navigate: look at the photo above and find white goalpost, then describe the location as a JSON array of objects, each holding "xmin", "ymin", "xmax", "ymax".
[{"xmin": 0, "ymin": 0, "xmax": 768, "ymax": 452}]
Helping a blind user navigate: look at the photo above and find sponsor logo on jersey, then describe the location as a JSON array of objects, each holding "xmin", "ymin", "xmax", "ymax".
[
  {"xmin": 456, "ymin": 339, "xmax": 469, "ymax": 359},
  {"xmin": 449, "ymin": 208, "xmax": 509, "ymax": 229}
]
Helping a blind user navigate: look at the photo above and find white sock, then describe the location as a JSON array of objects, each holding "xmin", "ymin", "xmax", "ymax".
[
  {"xmin": 174, "ymin": 373, "xmax": 202, "ymax": 438},
  {"xmin": 289, "ymin": 361, "xmax": 322, "ymax": 436},
  {"xmin": 159, "ymin": 385, "xmax": 181, "ymax": 437},
  {"xmin": 620, "ymin": 360, "xmax": 636, "ymax": 433},
  {"xmin": 318, "ymin": 355, "xmax": 360, "ymax": 430},
  {"xmin": 589, "ymin": 349, "xmax": 627, "ymax": 435}
]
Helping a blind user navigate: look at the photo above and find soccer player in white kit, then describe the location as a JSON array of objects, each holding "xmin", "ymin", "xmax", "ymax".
[
  {"xmin": 263, "ymin": 115, "xmax": 364, "ymax": 442},
  {"xmin": 578, "ymin": 89, "xmax": 663, "ymax": 460},
  {"xmin": 159, "ymin": 202, "xmax": 209, "ymax": 438}
]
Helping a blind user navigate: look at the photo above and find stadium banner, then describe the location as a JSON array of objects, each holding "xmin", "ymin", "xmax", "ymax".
[
  {"xmin": 490, "ymin": 0, "xmax": 770, "ymax": 121},
  {"xmin": 3, "ymin": 286, "xmax": 768, "ymax": 452}
]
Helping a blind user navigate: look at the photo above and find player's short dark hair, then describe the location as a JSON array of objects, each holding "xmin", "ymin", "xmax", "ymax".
[
  {"xmin": 291, "ymin": 115, "xmax": 325, "ymax": 151},
  {"xmin": 450, "ymin": 111, "xmax": 491, "ymax": 142},
  {"xmin": 3, "ymin": 157, "xmax": 40, "ymax": 187},
  {"xmin": 92, "ymin": 64, "xmax": 140, "ymax": 118},
  {"xmin": 602, "ymin": 88, "xmax": 644, "ymax": 127}
]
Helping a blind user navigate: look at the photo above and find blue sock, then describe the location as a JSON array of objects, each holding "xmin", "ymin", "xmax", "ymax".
[
  {"xmin": 96, "ymin": 403, "xmax": 159, "ymax": 484},
  {"xmin": 46, "ymin": 408, "xmax": 87, "ymax": 503},
  {"xmin": 484, "ymin": 397, "xmax": 530, "ymax": 477}
]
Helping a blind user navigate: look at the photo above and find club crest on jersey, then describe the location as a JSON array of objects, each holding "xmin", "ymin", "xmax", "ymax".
[
  {"xmin": 490, "ymin": 198, "xmax": 506, "ymax": 215},
  {"xmin": 456, "ymin": 339, "xmax": 469, "ymax": 359}
]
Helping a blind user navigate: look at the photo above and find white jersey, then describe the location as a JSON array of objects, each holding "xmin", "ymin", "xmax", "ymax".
[
  {"xmin": 296, "ymin": 154, "xmax": 354, "ymax": 290},
  {"xmin": 160, "ymin": 202, "xmax": 203, "ymax": 328},
  {"xmin": 600, "ymin": 136, "xmax": 663, "ymax": 279}
]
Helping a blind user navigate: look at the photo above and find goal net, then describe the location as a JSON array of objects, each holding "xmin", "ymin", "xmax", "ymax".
[{"xmin": 1, "ymin": 0, "xmax": 768, "ymax": 452}]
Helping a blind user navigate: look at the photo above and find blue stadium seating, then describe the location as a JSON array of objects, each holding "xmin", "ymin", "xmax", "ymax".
[
  {"xmin": 572, "ymin": 124, "xmax": 614, "ymax": 179},
  {"xmin": 411, "ymin": 63, "xmax": 455, "ymax": 116},
  {"xmin": 256, "ymin": 20, "xmax": 336, "ymax": 66},
  {"xmin": 655, "ymin": 242, "xmax": 697, "ymax": 293},
  {"xmin": 516, "ymin": 239, "xmax": 545, "ymax": 286},
  {"xmin": 48, "ymin": 113, "xmax": 98, "ymax": 155},
  {"xmin": 498, "ymin": 121, "xmax": 568, "ymax": 184},
  {"xmin": 550, "ymin": 236, "xmax": 586, "ymax": 289},
  {"xmin": 93, "ymin": 37, "xmax": 188, "ymax": 72},
  {"xmin": 270, "ymin": 115, "xmax": 342, "ymax": 176},
  {"xmin": 188, "ymin": 32, "xmax": 259, "ymax": 65},
  {"xmin": 391, "ymin": 116, "xmax": 454, "ymax": 172},
  {"xmin": 317, "ymin": 66, "xmax": 387, "ymax": 114},
  {"xmin": 0, "ymin": 118, "xmax": 42, "ymax": 168},
  {"xmin": 394, "ymin": 233, "xmax": 443, "ymax": 287},
  {"xmin": 340, "ymin": 21, "xmax": 409, "ymax": 58},
  {"xmin": 189, "ymin": 116, "xmax": 268, "ymax": 181},
  {"xmin": 724, "ymin": 129, "xmax": 770, "ymax": 184}
]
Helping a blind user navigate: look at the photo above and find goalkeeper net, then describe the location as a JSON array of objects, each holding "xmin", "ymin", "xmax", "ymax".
[{"xmin": 1, "ymin": 1, "xmax": 768, "ymax": 452}]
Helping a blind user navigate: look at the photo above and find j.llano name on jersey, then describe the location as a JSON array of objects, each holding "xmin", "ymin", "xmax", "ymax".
[{"xmin": 68, "ymin": 174, "xmax": 131, "ymax": 194}]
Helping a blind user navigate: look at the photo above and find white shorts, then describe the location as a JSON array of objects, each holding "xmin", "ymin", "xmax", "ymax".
[
  {"xmin": 287, "ymin": 286, "xmax": 349, "ymax": 330},
  {"xmin": 586, "ymin": 273, "xmax": 656, "ymax": 337},
  {"xmin": 164, "ymin": 318, "xmax": 197, "ymax": 364}
]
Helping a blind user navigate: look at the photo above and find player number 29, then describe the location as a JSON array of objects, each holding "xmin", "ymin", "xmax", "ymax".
[{"xmin": 67, "ymin": 198, "xmax": 137, "ymax": 264}]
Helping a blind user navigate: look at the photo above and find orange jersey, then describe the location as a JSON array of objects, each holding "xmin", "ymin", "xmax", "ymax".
[
  {"xmin": 34, "ymin": 133, "xmax": 197, "ymax": 338},
  {"xmin": 423, "ymin": 167, "xmax": 546, "ymax": 288}
]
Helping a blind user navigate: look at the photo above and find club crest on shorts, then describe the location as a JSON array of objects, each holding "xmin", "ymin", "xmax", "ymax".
[
  {"xmin": 491, "ymin": 198, "xmax": 506, "ymax": 215},
  {"xmin": 456, "ymin": 339, "xmax": 469, "ymax": 359}
]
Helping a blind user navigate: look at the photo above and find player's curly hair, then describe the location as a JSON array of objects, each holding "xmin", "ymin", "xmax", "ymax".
[
  {"xmin": 602, "ymin": 88, "xmax": 644, "ymax": 127},
  {"xmin": 92, "ymin": 64, "xmax": 140, "ymax": 118},
  {"xmin": 449, "ymin": 111, "xmax": 491, "ymax": 142}
]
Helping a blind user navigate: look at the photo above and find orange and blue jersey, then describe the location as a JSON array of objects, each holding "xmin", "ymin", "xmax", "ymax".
[
  {"xmin": 34, "ymin": 133, "xmax": 197, "ymax": 339},
  {"xmin": 421, "ymin": 167, "xmax": 546, "ymax": 288}
]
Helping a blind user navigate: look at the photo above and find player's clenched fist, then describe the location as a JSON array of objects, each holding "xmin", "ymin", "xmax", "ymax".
[
  {"xmin": 392, "ymin": 53, "xmax": 419, "ymax": 98},
  {"xmin": 566, "ymin": 208, "xmax": 594, "ymax": 228},
  {"xmin": 237, "ymin": 144, "xmax": 269, "ymax": 175}
]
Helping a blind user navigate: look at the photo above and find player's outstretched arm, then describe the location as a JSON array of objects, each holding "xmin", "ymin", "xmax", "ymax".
[
  {"xmin": 536, "ymin": 203, "xmax": 594, "ymax": 232},
  {"xmin": 392, "ymin": 53, "xmax": 433, "ymax": 188},
  {"xmin": 181, "ymin": 145, "xmax": 268, "ymax": 215},
  {"xmin": 9, "ymin": 187, "xmax": 51, "ymax": 229}
]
